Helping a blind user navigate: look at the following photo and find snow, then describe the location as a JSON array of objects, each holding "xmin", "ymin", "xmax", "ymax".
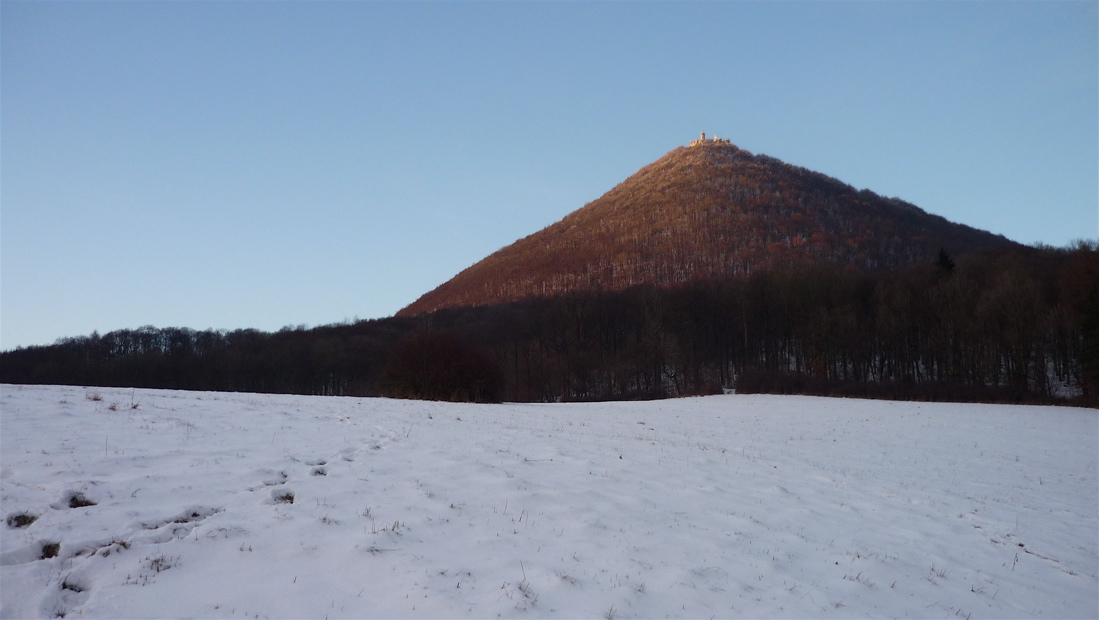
[{"xmin": 1, "ymin": 384, "xmax": 1095, "ymax": 619}]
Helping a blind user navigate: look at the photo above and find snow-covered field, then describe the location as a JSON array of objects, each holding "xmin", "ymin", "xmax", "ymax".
[{"xmin": 1, "ymin": 384, "xmax": 1095, "ymax": 619}]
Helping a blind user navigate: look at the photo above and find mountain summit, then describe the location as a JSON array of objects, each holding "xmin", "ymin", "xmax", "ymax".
[{"xmin": 399, "ymin": 137, "xmax": 1013, "ymax": 317}]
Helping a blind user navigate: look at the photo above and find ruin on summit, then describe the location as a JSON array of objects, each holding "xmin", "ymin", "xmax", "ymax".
[{"xmin": 689, "ymin": 131, "xmax": 732, "ymax": 147}]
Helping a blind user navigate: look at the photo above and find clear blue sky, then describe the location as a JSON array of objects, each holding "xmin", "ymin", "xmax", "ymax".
[{"xmin": 2, "ymin": 1, "xmax": 1096, "ymax": 350}]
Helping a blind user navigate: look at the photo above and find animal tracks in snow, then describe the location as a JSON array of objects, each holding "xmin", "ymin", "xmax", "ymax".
[
  {"xmin": 135, "ymin": 506, "xmax": 224, "ymax": 544},
  {"xmin": 1, "ymin": 501, "xmax": 220, "ymax": 618}
]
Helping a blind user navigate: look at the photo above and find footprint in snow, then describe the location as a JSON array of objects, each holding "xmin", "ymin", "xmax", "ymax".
[
  {"xmin": 48, "ymin": 490, "xmax": 98, "ymax": 510},
  {"xmin": 259, "ymin": 470, "xmax": 289, "ymax": 487},
  {"xmin": 305, "ymin": 458, "xmax": 328, "ymax": 476},
  {"xmin": 135, "ymin": 507, "xmax": 224, "ymax": 544}
]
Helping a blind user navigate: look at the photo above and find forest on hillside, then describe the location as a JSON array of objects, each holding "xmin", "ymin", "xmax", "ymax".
[
  {"xmin": 401, "ymin": 143, "xmax": 1012, "ymax": 316},
  {"xmin": 2, "ymin": 243, "xmax": 1096, "ymax": 406}
]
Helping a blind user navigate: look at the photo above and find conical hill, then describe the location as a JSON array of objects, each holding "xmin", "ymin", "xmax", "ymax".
[{"xmin": 399, "ymin": 138, "xmax": 1014, "ymax": 317}]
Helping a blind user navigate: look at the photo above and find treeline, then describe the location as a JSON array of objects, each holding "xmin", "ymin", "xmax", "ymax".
[
  {"xmin": 2, "ymin": 243, "xmax": 1096, "ymax": 406},
  {"xmin": 0, "ymin": 319, "xmax": 412, "ymax": 397}
]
